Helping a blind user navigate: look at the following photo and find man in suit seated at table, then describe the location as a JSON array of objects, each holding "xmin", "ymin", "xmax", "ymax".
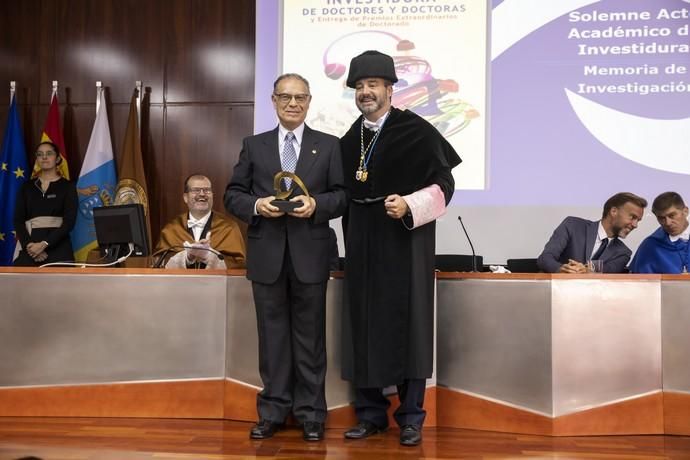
[
  {"xmin": 630, "ymin": 191, "xmax": 689, "ymax": 274},
  {"xmin": 537, "ymin": 192, "xmax": 647, "ymax": 273},
  {"xmin": 153, "ymin": 174, "xmax": 246, "ymax": 269}
]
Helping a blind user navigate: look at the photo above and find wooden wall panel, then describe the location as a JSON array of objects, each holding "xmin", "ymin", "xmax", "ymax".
[
  {"xmin": 663, "ymin": 391, "xmax": 690, "ymax": 435},
  {"xmin": 0, "ymin": 0, "xmax": 45, "ymax": 159},
  {"xmin": 436, "ymin": 387, "xmax": 553, "ymax": 436},
  {"xmin": 0, "ymin": 380, "xmax": 224, "ymax": 418},
  {"xmin": 166, "ymin": 0, "xmax": 256, "ymax": 102},
  {"xmin": 160, "ymin": 105, "xmax": 254, "ymax": 232},
  {"xmin": 0, "ymin": 0, "xmax": 43, "ymax": 104},
  {"xmin": 223, "ymin": 379, "xmax": 259, "ymax": 422},
  {"xmin": 553, "ymin": 392, "xmax": 664, "ymax": 436},
  {"xmin": 143, "ymin": 102, "xmax": 165, "ymax": 241},
  {"xmin": 0, "ymin": 0, "xmax": 256, "ymax": 249},
  {"xmin": 51, "ymin": 0, "xmax": 167, "ymax": 104}
]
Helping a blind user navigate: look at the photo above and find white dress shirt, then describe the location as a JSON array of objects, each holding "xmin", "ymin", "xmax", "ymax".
[
  {"xmin": 362, "ymin": 111, "xmax": 390, "ymax": 132},
  {"xmin": 669, "ymin": 217, "xmax": 690, "ymax": 242},
  {"xmin": 590, "ymin": 221, "xmax": 611, "ymax": 259},
  {"xmin": 187, "ymin": 211, "xmax": 211, "ymax": 242},
  {"xmin": 278, "ymin": 122, "xmax": 305, "ymax": 163}
]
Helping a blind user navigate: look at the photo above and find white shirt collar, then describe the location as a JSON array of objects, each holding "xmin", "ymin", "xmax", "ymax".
[
  {"xmin": 362, "ymin": 111, "xmax": 390, "ymax": 132},
  {"xmin": 669, "ymin": 217, "xmax": 690, "ymax": 242},
  {"xmin": 597, "ymin": 221, "xmax": 610, "ymax": 242},
  {"xmin": 278, "ymin": 123, "xmax": 305, "ymax": 148}
]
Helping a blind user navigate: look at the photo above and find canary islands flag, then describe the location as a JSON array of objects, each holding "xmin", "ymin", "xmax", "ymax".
[
  {"xmin": 0, "ymin": 94, "xmax": 28, "ymax": 265},
  {"xmin": 71, "ymin": 88, "xmax": 117, "ymax": 262}
]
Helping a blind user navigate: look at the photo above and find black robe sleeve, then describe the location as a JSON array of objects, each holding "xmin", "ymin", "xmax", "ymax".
[{"xmin": 45, "ymin": 179, "xmax": 78, "ymax": 247}]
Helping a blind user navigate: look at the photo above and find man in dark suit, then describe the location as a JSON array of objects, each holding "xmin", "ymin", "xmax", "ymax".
[
  {"xmin": 225, "ymin": 73, "xmax": 347, "ymax": 441},
  {"xmin": 537, "ymin": 192, "xmax": 647, "ymax": 273}
]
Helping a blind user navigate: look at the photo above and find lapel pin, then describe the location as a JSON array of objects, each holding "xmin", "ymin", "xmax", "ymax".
[{"xmin": 312, "ymin": 149, "xmax": 317, "ymax": 154}]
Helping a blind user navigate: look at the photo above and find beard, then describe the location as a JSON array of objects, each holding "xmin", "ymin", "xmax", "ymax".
[
  {"xmin": 611, "ymin": 224, "xmax": 629, "ymax": 238},
  {"xmin": 356, "ymin": 95, "xmax": 385, "ymax": 116}
]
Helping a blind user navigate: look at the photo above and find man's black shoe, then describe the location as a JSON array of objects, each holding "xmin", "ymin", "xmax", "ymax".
[
  {"xmin": 344, "ymin": 420, "xmax": 386, "ymax": 439},
  {"xmin": 399, "ymin": 424, "xmax": 422, "ymax": 446},
  {"xmin": 302, "ymin": 421, "xmax": 325, "ymax": 441},
  {"xmin": 249, "ymin": 420, "xmax": 282, "ymax": 439}
]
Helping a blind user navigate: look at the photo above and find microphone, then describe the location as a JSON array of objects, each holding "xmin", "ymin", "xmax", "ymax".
[
  {"xmin": 152, "ymin": 245, "xmax": 224, "ymax": 268},
  {"xmin": 152, "ymin": 247, "xmax": 174, "ymax": 268},
  {"xmin": 457, "ymin": 216, "xmax": 478, "ymax": 272}
]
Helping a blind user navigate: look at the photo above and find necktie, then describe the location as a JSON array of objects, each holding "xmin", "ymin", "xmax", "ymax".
[
  {"xmin": 281, "ymin": 132, "xmax": 297, "ymax": 188},
  {"xmin": 591, "ymin": 238, "xmax": 609, "ymax": 260}
]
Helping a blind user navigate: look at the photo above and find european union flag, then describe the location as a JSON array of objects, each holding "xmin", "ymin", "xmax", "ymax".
[{"xmin": 0, "ymin": 94, "xmax": 28, "ymax": 265}]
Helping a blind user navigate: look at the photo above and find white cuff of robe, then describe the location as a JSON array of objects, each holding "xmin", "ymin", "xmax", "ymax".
[
  {"xmin": 164, "ymin": 249, "xmax": 227, "ymax": 270},
  {"xmin": 401, "ymin": 184, "xmax": 447, "ymax": 230},
  {"xmin": 164, "ymin": 250, "xmax": 190, "ymax": 268}
]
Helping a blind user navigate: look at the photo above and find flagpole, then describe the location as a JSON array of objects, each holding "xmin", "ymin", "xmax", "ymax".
[
  {"xmin": 135, "ymin": 81, "xmax": 142, "ymax": 136},
  {"xmin": 10, "ymin": 81, "xmax": 15, "ymax": 103},
  {"xmin": 96, "ymin": 81, "xmax": 102, "ymax": 114},
  {"xmin": 52, "ymin": 80, "xmax": 58, "ymax": 100}
]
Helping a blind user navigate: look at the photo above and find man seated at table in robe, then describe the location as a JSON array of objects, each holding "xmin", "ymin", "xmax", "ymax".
[
  {"xmin": 537, "ymin": 192, "xmax": 647, "ymax": 273},
  {"xmin": 630, "ymin": 191, "xmax": 690, "ymax": 274},
  {"xmin": 153, "ymin": 174, "xmax": 246, "ymax": 269}
]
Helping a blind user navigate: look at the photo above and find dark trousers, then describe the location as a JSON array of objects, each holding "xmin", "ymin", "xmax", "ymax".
[
  {"xmin": 354, "ymin": 378, "xmax": 427, "ymax": 428},
  {"xmin": 251, "ymin": 251, "xmax": 328, "ymax": 424}
]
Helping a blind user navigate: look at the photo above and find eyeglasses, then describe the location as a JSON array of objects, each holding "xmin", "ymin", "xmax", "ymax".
[
  {"xmin": 274, "ymin": 93, "xmax": 310, "ymax": 104},
  {"xmin": 35, "ymin": 151, "xmax": 57, "ymax": 158},
  {"xmin": 186, "ymin": 187, "xmax": 213, "ymax": 195}
]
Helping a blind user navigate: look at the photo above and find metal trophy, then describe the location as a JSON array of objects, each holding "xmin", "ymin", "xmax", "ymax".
[{"xmin": 270, "ymin": 171, "xmax": 310, "ymax": 212}]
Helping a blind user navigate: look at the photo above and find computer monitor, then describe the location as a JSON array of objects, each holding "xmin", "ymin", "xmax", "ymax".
[{"xmin": 93, "ymin": 204, "xmax": 150, "ymax": 264}]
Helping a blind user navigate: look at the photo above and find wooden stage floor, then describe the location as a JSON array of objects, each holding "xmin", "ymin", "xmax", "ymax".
[{"xmin": 2, "ymin": 417, "xmax": 690, "ymax": 459}]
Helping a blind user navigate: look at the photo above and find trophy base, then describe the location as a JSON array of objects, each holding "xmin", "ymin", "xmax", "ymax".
[{"xmin": 271, "ymin": 200, "xmax": 300, "ymax": 212}]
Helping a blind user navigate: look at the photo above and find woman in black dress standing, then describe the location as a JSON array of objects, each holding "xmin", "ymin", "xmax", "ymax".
[{"xmin": 13, "ymin": 141, "xmax": 77, "ymax": 266}]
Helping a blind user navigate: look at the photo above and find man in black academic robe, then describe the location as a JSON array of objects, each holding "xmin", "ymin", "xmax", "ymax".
[{"xmin": 339, "ymin": 50, "xmax": 461, "ymax": 446}]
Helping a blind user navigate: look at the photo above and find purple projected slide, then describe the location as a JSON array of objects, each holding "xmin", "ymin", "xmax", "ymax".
[
  {"xmin": 255, "ymin": 0, "xmax": 690, "ymax": 206},
  {"xmin": 481, "ymin": 0, "xmax": 690, "ymax": 206}
]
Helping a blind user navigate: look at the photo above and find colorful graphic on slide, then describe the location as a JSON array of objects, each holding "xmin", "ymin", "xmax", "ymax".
[
  {"xmin": 282, "ymin": 0, "xmax": 488, "ymax": 190},
  {"xmin": 322, "ymin": 31, "xmax": 479, "ymax": 139}
]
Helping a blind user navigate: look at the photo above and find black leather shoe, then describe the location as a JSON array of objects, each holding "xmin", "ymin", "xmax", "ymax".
[
  {"xmin": 344, "ymin": 420, "xmax": 386, "ymax": 439},
  {"xmin": 302, "ymin": 421, "xmax": 325, "ymax": 441},
  {"xmin": 250, "ymin": 420, "xmax": 282, "ymax": 439},
  {"xmin": 399, "ymin": 424, "xmax": 422, "ymax": 446}
]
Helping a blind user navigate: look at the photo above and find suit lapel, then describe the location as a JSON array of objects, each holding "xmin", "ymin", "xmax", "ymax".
[
  {"xmin": 263, "ymin": 127, "xmax": 283, "ymax": 174},
  {"xmin": 585, "ymin": 220, "xmax": 599, "ymax": 260},
  {"xmin": 294, "ymin": 125, "xmax": 319, "ymax": 184}
]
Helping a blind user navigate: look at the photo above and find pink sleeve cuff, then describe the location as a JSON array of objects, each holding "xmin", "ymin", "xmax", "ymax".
[{"xmin": 402, "ymin": 184, "xmax": 447, "ymax": 230}]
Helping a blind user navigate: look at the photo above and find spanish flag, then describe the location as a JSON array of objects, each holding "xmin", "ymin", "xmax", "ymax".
[{"xmin": 33, "ymin": 91, "xmax": 70, "ymax": 179}]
